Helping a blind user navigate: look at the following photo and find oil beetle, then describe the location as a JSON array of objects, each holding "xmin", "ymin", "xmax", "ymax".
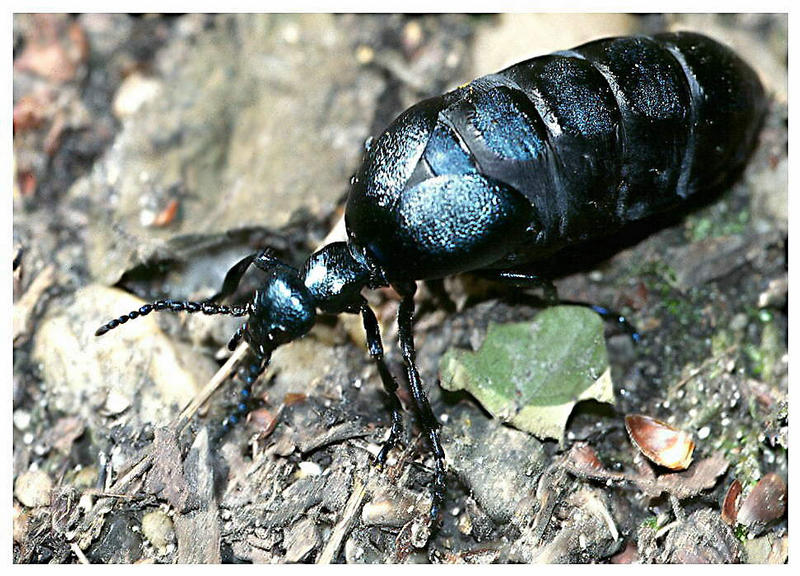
[{"xmin": 96, "ymin": 32, "xmax": 766, "ymax": 519}]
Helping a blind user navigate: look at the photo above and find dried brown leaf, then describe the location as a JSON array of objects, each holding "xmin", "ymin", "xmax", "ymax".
[{"xmin": 649, "ymin": 451, "xmax": 729, "ymax": 499}]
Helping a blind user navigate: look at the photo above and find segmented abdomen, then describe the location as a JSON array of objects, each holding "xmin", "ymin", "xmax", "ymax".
[{"xmin": 421, "ymin": 32, "xmax": 766, "ymax": 247}]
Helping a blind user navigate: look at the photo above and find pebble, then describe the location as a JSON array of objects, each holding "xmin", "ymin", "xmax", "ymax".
[
  {"xmin": 112, "ymin": 73, "xmax": 163, "ymax": 119},
  {"xmin": 141, "ymin": 509, "xmax": 174, "ymax": 553},
  {"xmin": 457, "ymin": 512, "xmax": 473, "ymax": 536},
  {"xmin": 13, "ymin": 409, "xmax": 31, "ymax": 430},
  {"xmin": 72, "ymin": 465, "xmax": 98, "ymax": 489},
  {"xmin": 362, "ymin": 498, "xmax": 413, "ymax": 528},
  {"xmin": 104, "ymin": 390, "xmax": 131, "ymax": 415},
  {"xmin": 14, "ymin": 469, "xmax": 53, "ymax": 508},
  {"xmin": 297, "ymin": 461, "xmax": 322, "ymax": 477}
]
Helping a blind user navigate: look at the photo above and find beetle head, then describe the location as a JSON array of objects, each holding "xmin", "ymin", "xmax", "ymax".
[
  {"xmin": 243, "ymin": 260, "xmax": 317, "ymax": 356},
  {"xmin": 94, "ymin": 252, "xmax": 317, "ymax": 360}
]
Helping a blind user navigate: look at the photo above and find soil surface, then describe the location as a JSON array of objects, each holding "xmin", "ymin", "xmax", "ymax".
[{"xmin": 13, "ymin": 13, "xmax": 787, "ymax": 564}]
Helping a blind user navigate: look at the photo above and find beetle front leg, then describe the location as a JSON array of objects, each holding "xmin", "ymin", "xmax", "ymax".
[
  {"xmin": 359, "ymin": 300, "xmax": 405, "ymax": 467},
  {"xmin": 396, "ymin": 282, "xmax": 446, "ymax": 520}
]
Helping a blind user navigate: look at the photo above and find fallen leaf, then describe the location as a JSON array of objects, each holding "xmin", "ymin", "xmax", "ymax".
[
  {"xmin": 651, "ymin": 451, "xmax": 729, "ymax": 499},
  {"xmin": 439, "ymin": 306, "xmax": 614, "ymax": 441},
  {"xmin": 564, "ymin": 448, "xmax": 729, "ymax": 500}
]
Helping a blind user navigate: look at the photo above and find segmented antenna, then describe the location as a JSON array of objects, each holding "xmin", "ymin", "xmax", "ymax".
[{"xmin": 95, "ymin": 299, "xmax": 250, "ymax": 337}]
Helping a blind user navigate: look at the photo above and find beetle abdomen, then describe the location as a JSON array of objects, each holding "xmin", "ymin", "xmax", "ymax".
[{"xmin": 345, "ymin": 32, "xmax": 766, "ymax": 280}]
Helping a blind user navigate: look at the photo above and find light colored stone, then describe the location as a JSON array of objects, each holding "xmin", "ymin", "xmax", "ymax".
[
  {"xmin": 141, "ymin": 509, "xmax": 174, "ymax": 553},
  {"xmin": 113, "ymin": 73, "xmax": 163, "ymax": 119},
  {"xmin": 15, "ymin": 469, "xmax": 53, "ymax": 508}
]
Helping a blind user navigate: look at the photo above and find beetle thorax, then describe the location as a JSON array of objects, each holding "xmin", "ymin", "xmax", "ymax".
[{"xmin": 301, "ymin": 242, "xmax": 377, "ymax": 314}]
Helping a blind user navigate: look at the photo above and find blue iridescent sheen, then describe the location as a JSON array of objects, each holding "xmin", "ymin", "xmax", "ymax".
[
  {"xmin": 423, "ymin": 122, "xmax": 476, "ymax": 176},
  {"xmin": 468, "ymin": 87, "xmax": 545, "ymax": 162}
]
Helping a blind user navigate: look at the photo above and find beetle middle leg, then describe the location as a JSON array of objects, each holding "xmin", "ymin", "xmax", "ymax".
[
  {"xmin": 481, "ymin": 269, "xmax": 641, "ymax": 343},
  {"xmin": 358, "ymin": 299, "xmax": 405, "ymax": 467},
  {"xmin": 395, "ymin": 282, "xmax": 446, "ymax": 520},
  {"xmin": 480, "ymin": 270, "xmax": 559, "ymax": 304}
]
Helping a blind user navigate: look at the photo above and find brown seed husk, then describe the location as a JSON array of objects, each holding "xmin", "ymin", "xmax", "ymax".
[
  {"xmin": 737, "ymin": 473, "xmax": 787, "ymax": 530},
  {"xmin": 721, "ymin": 479, "xmax": 743, "ymax": 525},
  {"xmin": 624, "ymin": 414, "xmax": 694, "ymax": 470}
]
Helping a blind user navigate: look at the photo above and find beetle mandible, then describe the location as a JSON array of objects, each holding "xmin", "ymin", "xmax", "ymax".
[{"xmin": 96, "ymin": 32, "xmax": 766, "ymax": 519}]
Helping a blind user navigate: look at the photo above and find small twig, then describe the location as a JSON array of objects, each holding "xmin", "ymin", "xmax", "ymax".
[
  {"xmin": 317, "ymin": 476, "xmax": 369, "ymax": 564},
  {"xmin": 70, "ymin": 542, "xmax": 90, "ymax": 564},
  {"xmin": 172, "ymin": 343, "xmax": 251, "ymax": 433},
  {"xmin": 669, "ymin": 494, "xmax": 686, "ymax": 522},
  {"xmin": 88, "ymin": 491, "xmax": 138, "ymax": 500}
]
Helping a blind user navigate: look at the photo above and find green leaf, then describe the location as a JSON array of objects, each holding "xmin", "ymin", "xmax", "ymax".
[{"xmin": 439, "ymin": 305, "xmax": 614, "ymax": 442}]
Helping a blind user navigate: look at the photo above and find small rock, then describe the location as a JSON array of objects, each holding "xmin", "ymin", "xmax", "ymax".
[
  {"xmin": 72, "ymin": 466, "xmax": 98, "ymax": 489},
  {"xmin": 13, "ymin": 504, "xmax": 30, "ymax": 542},
  {"xmin": 742, "ymin": 533, "xmax": 789, "ymax": 564},
  {"xmin": 361, "ymin": 488, "xmax": 419, "ymax": 528},
  {"xmin": 297, "ymin": 461, "xmax": 322, "ymax": 478},
  {"xmin": 141, "ymin": 509, "xmax": 174, "ymax": 553},
  {"xmin": 112, "ymin": 73, "xmax": 162, "ymax": 119},
  {"xmin": 443, "ymin": 411, "xmax": 546, "ymax": 523},
  {"xmin": 456, "ymin": 512, "xmax": 472, "ymax": 536},
  {"xmin": 660, "ymin": 509, "xmax": 741, "ymax": 563},
  {"xmin": 103, "ymin": 390, "xmax": 131, "ymax": 415},
  {"xmin": 33, "ymin": 285, "xmax": 215, "ymax": 427},
  {"xmin": 14, "ymin": 469, "xmax": 53, "ymax": 508},
  {"xmin": 13, "ymin": 409, "xmax": 31, "ymax": 430}
]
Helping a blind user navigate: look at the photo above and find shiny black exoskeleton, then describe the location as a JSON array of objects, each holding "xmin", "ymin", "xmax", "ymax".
[{"xmin": 95, "ymin": 32, "xmax": 766, "ymax": 520}]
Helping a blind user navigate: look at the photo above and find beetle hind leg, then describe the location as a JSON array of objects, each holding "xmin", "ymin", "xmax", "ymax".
[{"xmin": 481, "ymin": 270, "xmax": 641, "ymax": 344}]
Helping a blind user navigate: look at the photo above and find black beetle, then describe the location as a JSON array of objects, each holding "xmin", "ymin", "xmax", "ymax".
[{"xmin": 96, "ymin": 32, "xmax": 766, "ymax": 519}]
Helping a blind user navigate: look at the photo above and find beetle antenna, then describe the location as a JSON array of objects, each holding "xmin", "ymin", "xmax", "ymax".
[{"xmin": 95, "ymin": 299, "xmax": 251, "ymax": 337}]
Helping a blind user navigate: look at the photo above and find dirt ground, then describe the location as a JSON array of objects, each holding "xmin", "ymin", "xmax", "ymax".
[{"xmin": 13, "ymin": 14, "xmax": 787, "ymax": 564}]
